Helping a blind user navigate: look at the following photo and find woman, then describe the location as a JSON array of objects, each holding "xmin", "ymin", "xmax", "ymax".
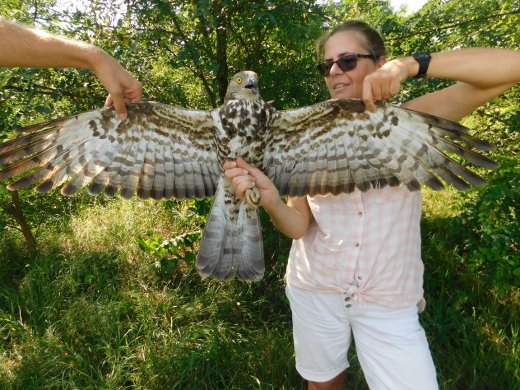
[{"xmin": 224, "ymin": 21, "xmax": 520, "ymax": 389}]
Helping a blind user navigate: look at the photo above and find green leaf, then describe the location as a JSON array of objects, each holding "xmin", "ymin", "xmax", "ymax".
[{"xmin": 35, "ymin": 105, "xmax": 51, "ymax": 114}]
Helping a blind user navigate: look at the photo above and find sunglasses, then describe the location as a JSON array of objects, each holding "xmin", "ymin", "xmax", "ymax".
[{"xmin": 316, "ymin": 53, "xmax": 377, "ymax": 76}]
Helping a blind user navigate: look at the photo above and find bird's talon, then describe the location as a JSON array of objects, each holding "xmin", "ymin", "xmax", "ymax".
[{"xmin": 245, "ymin": 187, "xmax": 261, "ymax": 208}]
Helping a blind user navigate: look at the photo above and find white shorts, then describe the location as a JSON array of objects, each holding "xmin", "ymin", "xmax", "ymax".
[{"xmin": 285, "ymin": 285, "xmax": 438, "ymax": 389}]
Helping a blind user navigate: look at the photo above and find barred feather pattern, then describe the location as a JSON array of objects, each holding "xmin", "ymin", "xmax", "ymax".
[
  {"xmin": 264, "ymin": 99, "xmax": 497, "ymax": 196},
  {"xmin": 0, "ymin": 103, "xmax": 221, "ymax": 200},
  {"xmin": 196, "ymin": 72, "xmax": 273, "ymax": 281},
  {"xmin": 196, "ymin": 179, "xmax": 264, "ymax": 281},
  {"xmin": 0, "ymin": 71, "xmax": 498, "ymax": 282}
]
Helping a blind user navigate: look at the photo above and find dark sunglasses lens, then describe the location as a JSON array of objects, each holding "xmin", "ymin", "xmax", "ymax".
[
  {"xmin": 337, "ymin": 57, "xmax": 358, "ymax": 72},
  {"xmin": 316, "ymin": 62, "xmax": 333, "ymax": 76},
  {"xmin": 316, "ymin": 56, "xmax": 358, "ymax": 76}
]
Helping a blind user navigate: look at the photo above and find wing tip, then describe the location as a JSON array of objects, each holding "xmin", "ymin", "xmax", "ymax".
[
  {"xmin": 120, "ymin": 187, "xmax": 136, "ymax": 199},
  {"xmin": 35, "ymin": 180, "xmax": 54, "ymax": 193}
]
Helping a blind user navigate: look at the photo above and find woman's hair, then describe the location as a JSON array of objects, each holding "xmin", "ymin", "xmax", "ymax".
[{"xmin": 316, "ymin": 20, "xmax": 386, "ymax": 60}]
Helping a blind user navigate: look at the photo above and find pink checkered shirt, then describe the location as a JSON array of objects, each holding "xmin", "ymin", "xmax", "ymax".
[{"xmin": 285, "ymin": 186, "xmax": 426, "ymax": 310}]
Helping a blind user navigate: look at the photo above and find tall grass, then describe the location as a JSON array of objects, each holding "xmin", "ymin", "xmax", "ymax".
[{"xmin": 0, "ymin": 191, "xmax": 518, "ymax": 389}]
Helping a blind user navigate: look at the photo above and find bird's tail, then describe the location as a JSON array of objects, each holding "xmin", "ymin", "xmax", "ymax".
[{"xmin": 196, "ymin": 184, "xmax": 265, "ymax": 281}]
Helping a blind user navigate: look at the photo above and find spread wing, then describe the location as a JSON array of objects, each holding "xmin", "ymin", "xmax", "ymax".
[
  {"xmin": 0, "ymin": 102, "xmax": 221, "ymax": 200},
  {"xmin": 265, "ymin": 99, "xmax": 498, "ymax": 196}
]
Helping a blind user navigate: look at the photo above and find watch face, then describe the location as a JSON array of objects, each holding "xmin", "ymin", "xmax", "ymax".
[{"xmin": 414, "ymin": 52, "xmax": 431, "ymax": 61}]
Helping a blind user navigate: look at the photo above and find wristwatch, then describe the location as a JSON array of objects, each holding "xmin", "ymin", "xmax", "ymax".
[{"xmin": 412, "ymin": 52, "xmax": 431, "ymax": 78}]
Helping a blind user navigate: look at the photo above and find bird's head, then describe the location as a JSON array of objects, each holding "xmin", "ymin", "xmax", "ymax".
[{"xmin": 224, "ymin": 71, "xmax": 260, "ymax": 101}]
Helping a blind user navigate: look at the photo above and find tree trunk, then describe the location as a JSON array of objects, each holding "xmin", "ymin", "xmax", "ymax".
[
  {"xmin": 8, "ymin": 191, "xmax": 37, "ymax": 252},
  {"xmin": 213, "ymin": 0, "xmax": 229, "ymax": 104}
]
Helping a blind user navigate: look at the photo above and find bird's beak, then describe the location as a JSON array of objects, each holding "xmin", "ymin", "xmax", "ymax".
[{"xmin": 245, "ymin": 80, "xmax": 258, "ymax": 95}]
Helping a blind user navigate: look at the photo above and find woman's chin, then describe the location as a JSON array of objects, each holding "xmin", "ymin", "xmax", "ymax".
[{"xmin": 331, "ymin": 88, "xmax": 358, "ymax": 100}]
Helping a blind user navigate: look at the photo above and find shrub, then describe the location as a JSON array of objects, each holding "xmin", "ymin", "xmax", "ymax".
[{"xmin": 458, "ymin": 157, "xmax": 519, "ymax": 291}]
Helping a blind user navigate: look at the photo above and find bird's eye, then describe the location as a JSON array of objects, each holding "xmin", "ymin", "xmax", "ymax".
[{"xmin": 236, "ymin": 77, "xmax": 243, "ymax": 84}]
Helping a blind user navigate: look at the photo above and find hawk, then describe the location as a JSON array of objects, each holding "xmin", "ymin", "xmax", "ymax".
[{"xmin": 0, "ymin": 71, "xmax": 497, "ymax": 281}]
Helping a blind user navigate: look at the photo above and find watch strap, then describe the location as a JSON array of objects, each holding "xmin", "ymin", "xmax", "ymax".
[{"xmin": 412, "ymin": 52, "xmax": 431, "ymax": 78}]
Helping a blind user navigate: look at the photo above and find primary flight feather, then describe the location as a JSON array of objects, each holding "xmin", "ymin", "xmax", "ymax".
[{"xmin": 0, "ymin": 70, "xmax": 497, "ymax": 281}]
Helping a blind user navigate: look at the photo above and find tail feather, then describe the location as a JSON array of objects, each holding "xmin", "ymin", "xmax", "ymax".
[
  {"xmin": 235, "ymin": 202, "xmax": 264, "ymax": 281},
  {"xmin": 196, "ymin": 186, "xmax": 229, "ymax": 278},
  {"xmin": 196, "ymin": 183, "xmax": 265, "ymax": 281}
]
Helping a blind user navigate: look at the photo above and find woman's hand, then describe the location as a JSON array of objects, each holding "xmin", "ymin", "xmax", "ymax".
[
  {"xmin": 362, "ymin": 57, "xmax": 411, "ymax": 111},
  {"xmin": 224, "ymin": 157, "xmax": 313, "ymax": 239},
  {"xmin": 224, "ymin": 157, "xmax": 282, "ymax": 211}
]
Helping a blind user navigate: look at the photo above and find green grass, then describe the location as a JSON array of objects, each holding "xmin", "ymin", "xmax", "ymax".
[{"xmin": 0, "ymin": 191, "xmax": 518, "ymax": 389}]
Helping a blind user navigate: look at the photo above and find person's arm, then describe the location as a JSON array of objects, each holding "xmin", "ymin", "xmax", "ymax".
[
  {"xmin": 0, "ymin": 19, "xmax": 142, "ymax": 119},
  {"xmin": 224, "ymin": 157, "xmax": 313, "ymax": 239},
  {"xmin": 363, "ymin": 48, "xmax": 520, "ymax": 121}
]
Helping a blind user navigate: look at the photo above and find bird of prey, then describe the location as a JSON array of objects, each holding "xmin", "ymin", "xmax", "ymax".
[{"xmin": 0, "ymin": 70, "xmax": 497, "ymax": 281}]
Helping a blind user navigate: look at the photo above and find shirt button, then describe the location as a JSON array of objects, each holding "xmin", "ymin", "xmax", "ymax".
[
  {"xmin": 354, "ymin": 243, "xmax": 360, "ymax": 247},
  {"xmin": 345, "ymin": 304, "xmax": 352, "ymax": 308},
  {"xmin": 344, "ymin": 296, "xmax": 350, "ymax": 301},
  {"xmin": 358, "ymin": 211, "xmax": 363, "ymax": 216}
]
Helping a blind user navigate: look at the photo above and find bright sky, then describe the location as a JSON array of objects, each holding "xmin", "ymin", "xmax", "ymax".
[{"xmin": 389, "ymin": 0, "xmax": 429, "ymax": 13}]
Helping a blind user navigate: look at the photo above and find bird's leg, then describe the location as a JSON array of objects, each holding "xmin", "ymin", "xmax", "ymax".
[{"xmin": 245, "ymin": 187, "xmax": 261, "ymax": 208}]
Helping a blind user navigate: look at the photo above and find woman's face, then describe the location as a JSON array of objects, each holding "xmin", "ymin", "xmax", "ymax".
[{"xmin": 323, "ymin": 31, "xmax": 383, "ymax": 99}]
